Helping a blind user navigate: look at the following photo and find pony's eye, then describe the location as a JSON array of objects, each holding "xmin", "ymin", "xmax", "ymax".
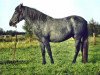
[{"xmin": 15, "ymin": 11, "xmax": 17, "ymax": 14}]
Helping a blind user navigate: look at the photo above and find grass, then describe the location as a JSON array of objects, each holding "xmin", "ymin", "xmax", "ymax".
[{"xmin": 0, "ymin": 37, "xmax": 100, "ymax": 75}]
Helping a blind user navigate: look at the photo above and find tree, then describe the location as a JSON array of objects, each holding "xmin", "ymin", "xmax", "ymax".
[
  {"xmin": 23, "ymin": 21, "xmax": 33, "ymax": 41},
  {"xmin": 88, "ymin": 19, "xmax": 98, "ymax": 45},
  {"xmin": 0, "ymin": 28, "xmax": 4, "ymax": 35},
  {"xmin": 88, "ymin": 19, "xmax": 96, "ymax": 35},
  {"xmin": 96, "ymin": 25, "xmax": 100, "ymax": 35},
  {"xmin": 6, "ymin": 30, "xmax": 17, "ymax": 36}
]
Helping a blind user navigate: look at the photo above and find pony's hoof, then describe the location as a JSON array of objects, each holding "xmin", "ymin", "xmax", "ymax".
[
  {"xmin": 51, "ymin": 61, "xmax": 54, "ymax": 64},
  {"xmin": 82, "ymin": 60, "xmax": 84, "ymax": 63},
  {"xmin": 72, "ymin": 61, "xmax": 76, "ymax": 64},
  {"xmin": 82, "ymin": 61, "xmax": 88, "ymax": 64},
  {"xmin": 42, "ymin": 61, "xmax": 46, "ymax": 65}
]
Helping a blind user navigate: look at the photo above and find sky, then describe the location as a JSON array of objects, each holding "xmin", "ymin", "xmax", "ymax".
[{"xmin": 0, "ymin": 0, "xmax": 100, "ymax": 32}]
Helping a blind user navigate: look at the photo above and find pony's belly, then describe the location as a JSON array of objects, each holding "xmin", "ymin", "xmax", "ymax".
[{"xmin": 50, "ymin": 33, "xmax": 71, "ymax": 42}]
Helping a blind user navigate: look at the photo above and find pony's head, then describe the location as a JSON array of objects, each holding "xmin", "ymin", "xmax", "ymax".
[{"xmin": 9, "ymin": 4, "xmax": 24, "ymax": 27}]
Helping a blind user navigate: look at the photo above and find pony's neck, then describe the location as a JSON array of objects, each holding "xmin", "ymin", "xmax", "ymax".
[
  {"xmin": 24, "ymin": 6, "xmax": 34, "ymax": 24},
  {"xmin": 24, "ymin": 6, "xmax": 53, "ymax": 24}
]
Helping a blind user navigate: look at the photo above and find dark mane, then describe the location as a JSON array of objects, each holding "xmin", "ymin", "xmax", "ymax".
[{"xmin": 24, "ymin": 6, "xmax": 52, "ymax": 22}]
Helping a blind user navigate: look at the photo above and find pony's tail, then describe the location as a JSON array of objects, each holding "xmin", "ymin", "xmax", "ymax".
[
  {"xmin": 82, "ymin": 37, "xmax": 88, "ymax": 63},
  {"xmin": 81, "ymin": 21, "xmax": 88, "ymax": 63}
]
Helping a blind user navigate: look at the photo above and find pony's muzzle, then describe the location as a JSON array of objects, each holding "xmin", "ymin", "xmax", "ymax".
[
  {"xmin": 9, "ymin": 21, "xmax": 13, "ymax": 26},
  {"xmin": 9, "ymin": 21, "xmax": 17, "ymax": 27}
]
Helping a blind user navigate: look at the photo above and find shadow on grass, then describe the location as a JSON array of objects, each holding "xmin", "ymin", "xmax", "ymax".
[{"xmin": 0, "ymin": 60, "xmax": 31, "ymax": 65}]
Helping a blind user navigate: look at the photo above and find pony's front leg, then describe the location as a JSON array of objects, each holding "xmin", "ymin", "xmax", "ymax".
[
  {"xmin": 42, "ymin": 38, "xmax": 54, "ymax": 64},
  {"xmin": 40, "ymin": 42, "xmax": 46, "ymax": 64},
  {"xmin": 45, "ymin": 41, "xmax": 54, "ymax": 64}
]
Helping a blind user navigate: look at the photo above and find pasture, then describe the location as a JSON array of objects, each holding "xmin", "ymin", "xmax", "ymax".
[{"xmin": 0, "ymin": 37, "xmax": 100, "ymax": 75}]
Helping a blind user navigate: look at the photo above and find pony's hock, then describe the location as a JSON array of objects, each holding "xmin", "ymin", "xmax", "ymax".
[{"xmin": 9, "ymin": 4, "xmax": 89, "ymax": 64}]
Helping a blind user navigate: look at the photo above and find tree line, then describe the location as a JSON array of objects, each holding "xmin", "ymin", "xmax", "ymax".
[
  {"xmin": 0, "ymin": 29, "xmax": 25, "ymax": 36},
  {"xmin": 88, "ymin": 19, "xmax": 100, "ymax": 36}
]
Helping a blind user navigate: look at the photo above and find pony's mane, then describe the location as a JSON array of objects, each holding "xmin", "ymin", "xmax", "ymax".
[{"xmin": 24, "ymin": 6, "xmax": 52, "ymax": 22}]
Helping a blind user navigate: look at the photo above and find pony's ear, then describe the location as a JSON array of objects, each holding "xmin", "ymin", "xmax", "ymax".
[
  {"xmin": 20, "ymin": 3, "xmax": 23, "ymax": 7},
  {"xmin": 19, "ymin": 3, "xmax": 23, "ymax": 8},
  {"xmin": 19, "ymin": 3, "xmax": 23, "ymax": 9},
  {"xmin": 18, "ymin": 3, "xmax": 23, "ymax": 11}
]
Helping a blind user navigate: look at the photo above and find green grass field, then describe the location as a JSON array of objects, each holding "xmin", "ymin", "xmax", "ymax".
[{"xmin": 0, "ymin": 37, "xmax": 100, "ymax": 75}]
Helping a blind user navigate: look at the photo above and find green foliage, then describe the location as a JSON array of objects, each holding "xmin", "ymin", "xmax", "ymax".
[
  {"xmin": 0, "ymin": 28, "xmax": 4, "ymax": 35},
  {"xmin": 23, "ymin": 21, "xmax": 33, "ymax": 37},
  {"xmin": 22, "ymin": 21, "xmax": 38, "ymax": 41},
  {"xmin": 0, "ymin": 37, "xmax": 100, "ymax": 75},
  {"xmin": 6, "ymin": 30, "xmax": 16, "ymax": 36},
  {"xmin": 88, "ymin": 19, "xmax": 100, "ymax": 36}
]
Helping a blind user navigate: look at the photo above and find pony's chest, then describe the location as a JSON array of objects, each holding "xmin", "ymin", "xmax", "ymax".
[{"xmin": 31, "ymin": 24, "xmax": 46, "ymax": 38}]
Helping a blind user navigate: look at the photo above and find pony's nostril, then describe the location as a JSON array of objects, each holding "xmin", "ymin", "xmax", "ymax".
[
  {"xmin": 14, "ymin": 20, "xmax": 16, "ymax": 23},
  {"xmin": 9, "ymin": 21, "xmax": 15, "ymax": 26}
]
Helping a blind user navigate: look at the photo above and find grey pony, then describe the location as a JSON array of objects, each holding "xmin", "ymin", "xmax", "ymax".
[{"xmin": 9, "ymin": 4, "xmax": 88, "ymax": 64}]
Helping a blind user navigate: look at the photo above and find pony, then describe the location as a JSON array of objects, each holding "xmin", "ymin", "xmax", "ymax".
[{"xmin": 9, "ymin": 4, "xmax": 88, "ymax": 64}]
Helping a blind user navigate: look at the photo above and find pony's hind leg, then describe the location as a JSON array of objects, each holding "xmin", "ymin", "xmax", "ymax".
[{"xmin": 72, "ymin": 38, "xmax": 81, "ymax": 63}]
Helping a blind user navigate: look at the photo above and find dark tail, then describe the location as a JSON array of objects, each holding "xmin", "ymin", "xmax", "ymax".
[
  {"xmin": 82, "ymin": 37, "xmax": 88, "ymax": 63},
  {"xmin": 81, "ymin": 21, "xmax": 88, "ymax": 63}
]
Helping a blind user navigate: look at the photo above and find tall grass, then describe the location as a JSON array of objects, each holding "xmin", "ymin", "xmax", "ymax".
[{"xmin": 0, "ymin": 37, "xmax": 100, "ymax": 75}]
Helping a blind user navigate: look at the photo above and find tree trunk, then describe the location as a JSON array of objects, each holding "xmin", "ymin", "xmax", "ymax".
[{"xmin": 93, "ymin": 33, "xmax": 96, "ymax": 45}]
